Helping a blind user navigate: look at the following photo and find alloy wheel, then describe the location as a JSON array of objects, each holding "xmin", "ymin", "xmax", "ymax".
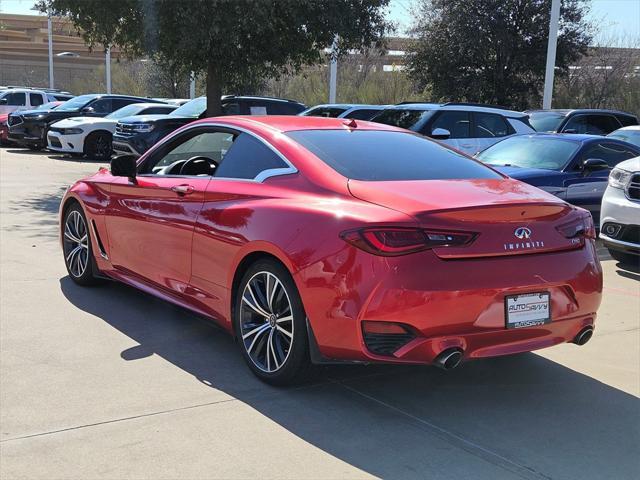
[
  {"xmin": 63, "ymin": 210, "xmax": 89, "ymax": 278},
  {"xmin": 239, "ymin": 271, "xmax": 294, "ymax": 373}
]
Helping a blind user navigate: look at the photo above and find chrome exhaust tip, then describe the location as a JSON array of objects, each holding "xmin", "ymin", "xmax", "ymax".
[
  {"xmin": 573, "ymin": 327, "xmax": 594, "ymax": 346},
  {"xmin": 433, "ymin": 348, "xmax": 463, "ymax": 370}
]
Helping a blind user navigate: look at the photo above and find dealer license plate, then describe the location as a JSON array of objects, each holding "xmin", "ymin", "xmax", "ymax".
[{"xmin": 505, "ymin": 292, "xmax": 550, "ymax": 329}]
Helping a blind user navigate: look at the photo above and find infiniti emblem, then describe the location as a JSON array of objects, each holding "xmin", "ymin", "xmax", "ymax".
[{"xmin": 514, "ymin": 227, "xmax": 532, "ymax": 239}]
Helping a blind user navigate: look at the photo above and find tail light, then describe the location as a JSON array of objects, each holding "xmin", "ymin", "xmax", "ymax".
[
  {"xmin": 340, "ymin": 227, "xmax": 477, "ymax": 256},
  {"xmin": 556, "ymin": 211, "xmax": 596, "ymax": 240}
]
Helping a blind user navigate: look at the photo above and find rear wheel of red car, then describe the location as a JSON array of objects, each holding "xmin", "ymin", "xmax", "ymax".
[
  {"xmin": 84, "ymin": 131, "xmax": 112, "ymax": 161},
  {"xmin": 62, "ymin": 204, "xmax": 101, "ymax": 286},
  {"xmin": 234, "ymin": 259, "xmax": 310, "ymax": 385}
]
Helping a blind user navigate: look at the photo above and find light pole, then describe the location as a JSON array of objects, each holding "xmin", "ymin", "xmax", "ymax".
[
  {"xmin": 190, "ymin": 72, "xmax": 195, "ymax": 99},
  {"xmin": 328, "ymin": 35, "xmax": 338, "ymax": 103},
  {"xmin": 105, "ymin": 46, "xmax": 112, "ymax": 94},
  {"xmin": 542, "ymin": 0, "xmax": 561, "ymax": 109},
  {"xmin": 47, "ymin": 12, "xmax": 54, "ymax": 89}
]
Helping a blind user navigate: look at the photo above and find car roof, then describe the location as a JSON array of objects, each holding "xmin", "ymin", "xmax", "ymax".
[
  {"xmin": 222, "ymin": 95, "xmax": 305, "ymax": 105},
  {"xmin": 192, "ymin": 115, "xmax": 407, "ymax": 133},
  {"xmin": 307, "ymin": 104, "xmax": 384, "ymax": 109},
  {"xmin": 526, "ymin": 108, "xmax": 636, "ymax": 117},
  {"xmin": 610, "ymin": 125, "xmax": 640, "ymax": 132},
  {"xmin": 128, "ymin": 102, "xmax": 177, "ymax": 109},
  {"xmin": 382, "ymin": 103, "xmax": 526, "ymax": 118},
  {"xmin": 505, "ymin": 133, "xmax": 629, "ymax": 143}
]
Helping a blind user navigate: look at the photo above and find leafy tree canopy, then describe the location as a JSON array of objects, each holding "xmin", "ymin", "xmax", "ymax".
[
  {"xmin": 407, "ymin": 0, "xmax": 592, "ymax": 109},
  {"xmin": 39, "ymin": 0, "xmax": 391, "ymax": 114}
]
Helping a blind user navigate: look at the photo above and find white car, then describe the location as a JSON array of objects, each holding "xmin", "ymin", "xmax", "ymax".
[
  {"xmin": 0, "ymin": 88, "xmax": 72, "ymax": 115},
  {"xmin": 47, "ymin": 102, "xmax": 177, "ymax": 159},
  {"xmin": 607, "ymin": 126, "xmax": 640, "ymax": 148},
  {"xmin": 369, "ymin": 102, "xmax": 536, "ymax": 156},
  {"xmin": 600, "ymin": 156, "xmax": 640, "ymax": 265}
]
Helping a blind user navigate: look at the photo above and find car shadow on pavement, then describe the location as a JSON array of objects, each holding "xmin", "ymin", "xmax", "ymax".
[{"xmin": 60, "ymin": 276, "xmax": 639, "ymax": 480}]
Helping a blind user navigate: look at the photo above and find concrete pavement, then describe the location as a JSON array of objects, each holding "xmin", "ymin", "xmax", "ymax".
[{"xmin": 1, "ymin": 147, "xmax": 638, "ymax": 479}]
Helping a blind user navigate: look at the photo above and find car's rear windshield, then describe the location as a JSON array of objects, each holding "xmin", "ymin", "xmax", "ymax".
[
  {"xmin": 369, "ymin": 108, "xmax": 434, "ymax": 130},
  {"xmin": 286, "ymin": 129, "xmax": 501, "ymax": 181},
  {"xmin": 477, "ymin": 136, "xmax": 581, "ymax": 170},
  {"xmin": 528, "ymin": 112, "xmax": 566, "ymax": 132}
]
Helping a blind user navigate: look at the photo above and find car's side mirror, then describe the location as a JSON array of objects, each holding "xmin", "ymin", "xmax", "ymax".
[
  {"xmin": 562, "ymin": 128, "xmax": 578, "ymax": 134},
  {"xmin": 111, "ymin": 155, "xmax": 137, "ymax": 180},
  {"xmin": 430, "ymin": 128, "xmax": 451, "ymax": 140},
  {"xmin": 0, "ymin": 98, "xmax": 7, "ymax": 105},
  {"xmin": 582, "ymin": 158, "xmax": 609, "ymax": 173},
  {"xmin": 81, "ymin": 106, "xmax": 95, "ymax": 114}
]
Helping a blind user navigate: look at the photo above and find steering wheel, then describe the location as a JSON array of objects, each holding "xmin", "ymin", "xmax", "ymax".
[{"xmin": 179, "ymin": 156, "xmax": 215, "ymax": 175}]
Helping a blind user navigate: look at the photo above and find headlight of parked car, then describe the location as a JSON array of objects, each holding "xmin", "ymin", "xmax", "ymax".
[
  {"xmin": 608, "ymin": 167, "xmax": 632, "ymax": 189},
  {"xmin": 62, "ymin": 128, "xmax": 83, "ymax": 135},
  {"xmin": 131, "ymin": 123, "xmax": 154, "ymax": 132}
]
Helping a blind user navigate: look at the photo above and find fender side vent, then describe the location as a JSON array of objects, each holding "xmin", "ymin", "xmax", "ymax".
[{"xmin": 91, "ymin": 219, "xmax": 108, "ymax": 260}]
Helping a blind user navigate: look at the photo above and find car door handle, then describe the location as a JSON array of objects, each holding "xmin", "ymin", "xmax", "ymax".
[{"xmin": 171, "ymin": 184, "xmax": 195, "ymax": 195}]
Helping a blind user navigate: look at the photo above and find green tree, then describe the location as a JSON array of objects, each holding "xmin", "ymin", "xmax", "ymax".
[
  {"xmin": 407, "ymin": 0, "xmax": 592, "ymax": 109},
  {"xmin": 39, "ymin": 0, "xmax": 391, "ymax": 114}
]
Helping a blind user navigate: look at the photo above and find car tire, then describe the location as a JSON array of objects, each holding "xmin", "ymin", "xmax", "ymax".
[
  {"xmin": 62, "ymin": 203, "xmax": 102, "ymax": 286},
  {"xmin": 84, "ymin": 131, "xmax": 112, "ymax": 161},
  {"xmin": 234, "ymin": 258, "xmax": 310, "ymax": 385},
  {"xmin": 607, "ymin": 248, "xmax": 639, "ymax": 268}
]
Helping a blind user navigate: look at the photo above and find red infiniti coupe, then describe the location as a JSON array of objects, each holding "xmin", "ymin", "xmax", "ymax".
[{"xmin": 60, "ymin": 116, "xmax": 602, "ymax": 384}]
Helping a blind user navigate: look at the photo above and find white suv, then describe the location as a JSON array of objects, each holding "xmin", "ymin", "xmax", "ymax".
[
  {"xmin": 0, "ymin": 88, "xmax": 72, "ymax": 115},
  {"xmin": 369, "ymin": 102, "xmax": 535, "ymax": 155},
  {"xmin": 600, "ymin": 156, "xmax": 640, "ymax": 266}
]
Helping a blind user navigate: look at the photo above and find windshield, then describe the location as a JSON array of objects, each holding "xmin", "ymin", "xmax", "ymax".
[
  {"xmin": 528, "ymin": 112, "xmax": 566, "ymax": 132},
  {"xmin": 106, "ymin": 104, "xmax": 145, "ymax": 119},
  {"xmin": 607, "ymin": 130, "xmax": 640, "ymax": 148},
  {"xmin": 477, "ymin": 136, "xmax": 581, "ymax": 170},
  {"xmin": 287, "ymin": 129, "xmax": 500, "ymax": 181},
  {"xmin": 55, "ymin": 94, "xmax": 97, "ymax": 112},
  {"xmin": 369, "ymin": 108, "xmax": 434, "ymax": 130},
  {"xmin": 170, "ymin": 97, "xmax": 207, "ymax": 117},
  {"xmin": 33, "ymin": 102, "xmax": 60, "ymax": 111}
]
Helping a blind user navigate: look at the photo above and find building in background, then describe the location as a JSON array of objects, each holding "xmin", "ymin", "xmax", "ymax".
[{"xmin": 0, "ymin": 13, "xmax": 121, "ymax": 91}]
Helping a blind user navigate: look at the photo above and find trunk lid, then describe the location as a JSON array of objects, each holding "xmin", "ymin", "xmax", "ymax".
[{"xmin": 348, "ymin": 178, "xmax": 585, "ymax": 259}]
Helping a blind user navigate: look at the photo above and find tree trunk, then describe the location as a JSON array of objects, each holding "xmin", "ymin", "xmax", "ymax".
[{"xmin": 206, "ymin": 61, "xmax": 223, "ymax": 117}]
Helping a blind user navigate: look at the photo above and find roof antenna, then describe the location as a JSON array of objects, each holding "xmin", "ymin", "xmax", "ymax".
[{"xmin": 343, "ymin": 118, "xmax": 358, "ymax": 128}]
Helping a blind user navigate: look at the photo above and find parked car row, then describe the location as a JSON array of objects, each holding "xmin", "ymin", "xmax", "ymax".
[{"xmin": 3, "ymin": 93, "xmax": 638, "ymax": 263}]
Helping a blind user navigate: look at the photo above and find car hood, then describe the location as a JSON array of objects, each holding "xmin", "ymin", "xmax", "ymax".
[
  {"xmin": 52, "ymin": 117, "xmax": 116, "ymax": 128},
  {"xmin": 15, "ymin": 108, "xmax": 59, "ymax": 117},
  {"xmin": 493, "ymin": 166, "xmax": 560, "ymax": 179},
  {"xmin": 118, "ymin": 114, "xmax": 193, "ymax": 124},
  {"xmin": 614, "ymin": 156, "xmax": 640, "ymax": 172}
]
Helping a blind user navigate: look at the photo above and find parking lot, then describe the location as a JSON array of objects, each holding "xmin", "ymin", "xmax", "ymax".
[{"xmin": 0, "ymin": 147, "xmax": 638, "ymax": 479}]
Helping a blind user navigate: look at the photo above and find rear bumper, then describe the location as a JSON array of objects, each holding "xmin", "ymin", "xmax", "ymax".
[{"xmin": 296, "ymin": 241, "xmax": 603, "ymax": 365}]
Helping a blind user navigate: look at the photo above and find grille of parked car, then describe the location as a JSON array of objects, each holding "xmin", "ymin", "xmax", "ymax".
[
  {"xmin": 115, "ymin": 124, "xmax": 137, "ymax": 136},
  {"xmin": 627, "ymin": 174, "xmax": 640, "ymax": 201},
  {"xmin": 8, "ymin": 115, "xmax": 22, "ymax": 127}
]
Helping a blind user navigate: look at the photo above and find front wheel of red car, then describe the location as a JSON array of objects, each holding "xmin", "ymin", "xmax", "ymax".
[
  {"xmin": 62, "ymin": 204, "xmax": 101, "ymax": 286},
  {"xmin": 234, "ymin": 259, "xmax": 310, "ymax": 385}
]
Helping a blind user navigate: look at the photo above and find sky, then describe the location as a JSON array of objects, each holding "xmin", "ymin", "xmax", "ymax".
[{"xmin": 1, "ymin": 0, "xmax": 639, "ymax": 43}]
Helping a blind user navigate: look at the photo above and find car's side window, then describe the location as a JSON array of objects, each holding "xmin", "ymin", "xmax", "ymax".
[
  {"xmin": 343, "ymin": 109, "xmax": 381, "ymax": 120},
  {"xmin": 29, "ymin": 93, "xmax": 44, "ymax": 106},
  {"xmin": 428, "ymin": 111, "xmax": 470, "ymax": 138},
  {"xmin": 112, "ymin": 98, "xmax": 136, "ymax": 110},
  {"xmin": 580, "ymin": 143, "xmax": 638, "ymax": 168},
  {"xmin": 143, "ymin": 106, "xmax": 173, "ymax": 114},
  {"xmin": 223, "ymin": 102, "xmax": 241, "ymax": 115},
  {"xmin": 142, "ymin": 129, "xmax": 236, "ymax": 176},
  {"xmin": 5, "ymin": 92, "xmax": 26, "ymax": 106},
  {"xmin": 214, "ymin": 132, "xmax": 289, "ymax": 180},
  {"xmin": 564, "ymin": 115, "xmax": 620, "ymax": 135},
  {"xmin": 88, "ymin": 98, "xmax": 112, "ymax": 114},
  {"xmin": 473, "ymin": 113, "xmax": 512, "ymax": 137}
]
